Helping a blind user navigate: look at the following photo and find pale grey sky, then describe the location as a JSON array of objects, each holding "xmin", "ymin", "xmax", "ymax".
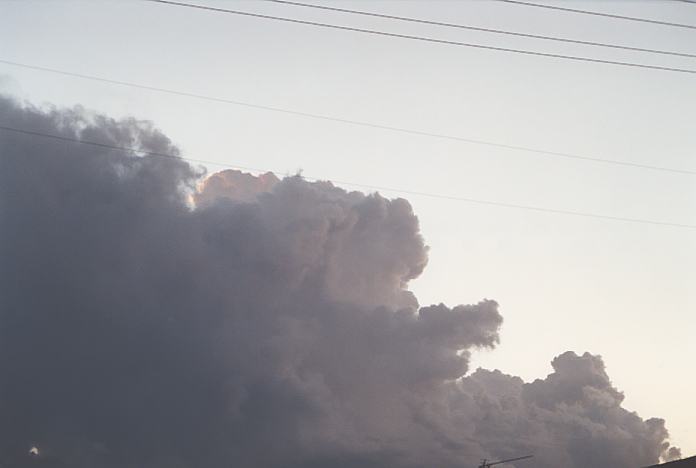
[{"xmin": 1, "ymin": 0, "xmax": 695, "ymax": 457}]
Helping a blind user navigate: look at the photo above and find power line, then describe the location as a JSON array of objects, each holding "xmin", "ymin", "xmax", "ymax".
[
  {"xmin": 145, "ymin": 0, "xmax": 696, "ymax": 75},
  {"xmin": 496, "ymin": 0, "xmax": 696, "ymax": 30},
  {"xmin": 1, "ymin": 124, "xmax": 695, "ymax": 230},
  {"xmin": 266, "ymin": 0, "xmax": 696, "ymax": 59},
  {"xmin": 2, "ymin": 59, "xmax": 694, "ymax": 177},
  {"xmin": 0, "ymin": 124, "xmax": 231, "ymax": 169}
]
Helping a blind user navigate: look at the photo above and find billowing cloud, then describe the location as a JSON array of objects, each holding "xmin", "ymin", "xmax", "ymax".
[{"xmin": 0, "ymin": 96, "xmax": 679, "ymax": 467}]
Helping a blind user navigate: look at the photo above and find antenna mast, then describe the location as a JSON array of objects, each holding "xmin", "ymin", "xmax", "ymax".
[{"xmin": 478, "ymin": 454, "xmax": 533, "ymax": 468}]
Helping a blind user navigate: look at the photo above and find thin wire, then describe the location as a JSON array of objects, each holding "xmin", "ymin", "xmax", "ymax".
[
  {"xmin": 0, "ymin": 124, "xmax": 233, "ymax": 169},
  {"xmin": 496, "ymin": 0, "xmax": 696, "ymax": 30},
  {"xmin": 1, "ymin": 59, "xmax": 694, "ymax": 177},
  {"xmin": 266, "ymin": 0, "xmax": 696, "ymax": 59},
  {"xmin": 144, "ymin": 0, "xmax": 696, "ymax": 75},
  {"xmin": 1, "ymin": 124, "xmax": 694, "ymax": 229}
]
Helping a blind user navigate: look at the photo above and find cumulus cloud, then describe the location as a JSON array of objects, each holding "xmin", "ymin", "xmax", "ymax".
[{"xmin": 0, "ymin": 95, "xmax": 679, "ymax": 467}]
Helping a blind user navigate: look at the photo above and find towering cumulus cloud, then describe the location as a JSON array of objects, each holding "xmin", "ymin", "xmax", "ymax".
[{"xmin": 0, "ymin": 96, "xmax": 679, "ymax": 468}]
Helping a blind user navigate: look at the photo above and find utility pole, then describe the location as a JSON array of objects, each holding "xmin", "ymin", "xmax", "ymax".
[{"xmin": 478, "ymin": 454, "xmax": 533, "ymax": 468}]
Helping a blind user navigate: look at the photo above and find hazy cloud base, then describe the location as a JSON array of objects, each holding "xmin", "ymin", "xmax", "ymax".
[{"xmin": 0, "ymin": 96, "xmax": 680, "ymax": 467}]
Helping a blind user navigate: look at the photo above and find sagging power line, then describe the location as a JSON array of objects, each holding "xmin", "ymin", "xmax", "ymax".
[
  {"xmin": 1, "ymin": 59, "xmax": 694, "ymax": 177},
  {"xmin": 266, "ymin": 0, "xmax": 696, "ymax": 59},
  {"xmin": 495, "ymin": 0, "xmax": 696, "ymax": 30},
  {"xmin": 2, "ymin": 124, "xmax": 695, "ymax": 230},
  {"xmin": 145, "ymin": 0, "xmax": 696, "ymax": 75}
]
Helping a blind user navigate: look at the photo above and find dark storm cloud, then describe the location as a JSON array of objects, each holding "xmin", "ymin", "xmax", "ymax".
[{"xmin": 0, "ymin": 96, "xmax": 679, "ymax": 468}]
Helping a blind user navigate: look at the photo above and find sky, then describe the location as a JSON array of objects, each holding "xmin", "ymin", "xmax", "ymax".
[{"xmin": 1, "ymin": 0, "xmax": 695, "ymax": 460}]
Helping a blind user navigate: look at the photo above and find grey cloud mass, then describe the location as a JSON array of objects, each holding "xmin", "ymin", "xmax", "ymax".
[{"xmin": 0, "ymin": 96, "xmax": 680, "ymax": 467}]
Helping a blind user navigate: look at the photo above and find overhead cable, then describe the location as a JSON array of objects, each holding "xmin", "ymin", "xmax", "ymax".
[
  {"xmin": 1, "ymin": 124, "xmax": 694, "ymax": 229},
  {"xmin": 144, "ymin": 0, "xmax": 696, "ymax": 75},
  {"xmin": 1, "ymin": 59, "xmax": 694, "ymax": 176},
  {"xmin": 495, "ymin": 0, "xmax": 696, "ymax": 30},
  {"xmin": 266, "ymin": 0, "xmax": 696, "ymax": 59}
]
